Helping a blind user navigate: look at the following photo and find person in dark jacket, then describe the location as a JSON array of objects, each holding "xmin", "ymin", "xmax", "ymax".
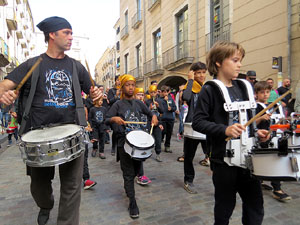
[
  {"xmin": 181, "ymin": 62, "xmax": 209, "ymax": 194},
  {"xmin": 193, "ymin": 41, "xmax": 270, "ymax": 225},
  {"xmin": 160, "ymin": 85, "xmax": 177, "ymax": 153}
]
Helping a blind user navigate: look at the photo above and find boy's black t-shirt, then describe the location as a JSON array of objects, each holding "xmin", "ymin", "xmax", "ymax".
[
  {"xmin": 6, "ymin": 54, "xmax": 91, "ymax": 128},
  {"xmin": 106, "ymin": 99, "xmax": 153, "ymax": 135},
  {"xmin": 89, "ymin": 106, "xmax": 107, "ymax": 132},
  {"xmin": 256, "ymin": 104, "xmax": 270, "ymax": 130}
]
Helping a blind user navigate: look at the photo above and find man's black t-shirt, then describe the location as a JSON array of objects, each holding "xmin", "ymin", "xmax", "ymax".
[{"xmin": 6, "ymin": 53, "xmax": 91, "ymax": 128}]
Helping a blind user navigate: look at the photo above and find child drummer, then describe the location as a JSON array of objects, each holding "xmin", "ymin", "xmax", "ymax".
[
  {"xmin": 193, "ymin": 41, "xmax": 270, "ymax": 225},
  {"xmin": 106, "ymin": 74, "xmax": 158, "ymax": 219},
  {"xmin": 254, "ymin": 81, "xmax": 291, "ymax": 202}
]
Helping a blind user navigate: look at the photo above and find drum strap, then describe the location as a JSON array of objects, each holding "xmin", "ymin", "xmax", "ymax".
[
  {"xmin": 19, "ymin": 59, "xmax": 40, "ymax": 135},
  {"xmin": 72, "ymin": 61, "xmax": 87, "ymax": 127}
]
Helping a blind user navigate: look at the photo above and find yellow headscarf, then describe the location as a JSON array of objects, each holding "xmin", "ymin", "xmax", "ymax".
[
  {"xmin": 148, "ymin": 85, "xmax": 157, "ymax": 93},
  {"xmin": 134, "ymin": 87, "xmax": 144, "ymax": 94},
  {"xmin": 119, "ymin": 74, "xmax": 136, "ymax": 99},
  {"xmin": 183, "ymin": 80, "xmax": 203, "ymax": 93}
]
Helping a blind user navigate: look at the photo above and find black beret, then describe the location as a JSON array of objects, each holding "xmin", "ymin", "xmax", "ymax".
[
  {"xmin": 37, "ymin": 16, "xmax": 72, "ymax": 33},
  {"xmin": 246, "ymin": 70, "xmax": 256, "ymax": 77}
]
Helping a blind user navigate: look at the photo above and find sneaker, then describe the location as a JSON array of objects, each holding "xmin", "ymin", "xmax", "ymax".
[
  {"xmin": 83, "ymin": 179, "xmax": 97, "ymax": 190},
  {"xmin": 156, "ymin": 155, "xmax": 162, "ymax": 162},
  {"xmin": 37, "ymin": 208, "xmax": 50, "ymax": 225},
  {"xmin": 111, "ymin": 150, "xmax": 115, "ymax": 156},
  {"xmin": 164, "ymin": 146, "xmax": 172, "ymax": 153},
  {"xmin": 137, "ymin": 175, "xmax": 152, "ymax": 185},
  {"xmin": 183, "ymin": 182, "xmax": 198, "ymax": 194},
  {"xmin": 99, "ymin": 153, "xmax": 106, "ymax": 159},
  {"xmin": 273, "ymin": 190, "xmax": 292, "ymax": 202},
  {"xmin": 6, "ymin": 144, "xmax": 10, "ymax": 147},
  {"xmin": 91, "ymin": 149, "xmax": 97, "ymax": 157},
  {"xmin": 176, "ymin": 133, "xmax": 182, "ymax": 141},
  {"xmin": 128, "ymin": 199, "xmax": 139, "ymax": 219}
]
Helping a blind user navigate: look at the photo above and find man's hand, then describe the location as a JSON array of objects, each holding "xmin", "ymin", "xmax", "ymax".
[
  {"xmin": 90, "ymin": 86, "xmax": 102, "ymax": 102},
  {"xmin": 159, "ymin": 124, "xmax": 164, "ymax": 131},
  {"xmin": 168, "ymin": 106, "xmax": 171, "ymax": 111},
  {"xmin": 257, "ymin": 129, "xmax": 271, "ymax": 142},
  {"xmin": 0, "ymin": 90, "xmax": 18, "ymax": 105},
  {"xmin": 151, "ymin": 115, "xmax": 159, "ymax": 126},
  {"xmin": 225, "ymin": 123, "xmax": 246, "ymax": 138},
  {"xmin": 188, "ymin": 70, "xmax": 194, "ymax": 80},
  {"xmin": 110, "ymin": 116, "xmax": 125, "ymax": 125}
]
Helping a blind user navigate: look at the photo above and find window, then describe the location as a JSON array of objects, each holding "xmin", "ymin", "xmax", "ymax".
[
  {"xmin": 136, "ymin": 43, "xmax": 141, "ymax": 68},
  {"xmin": 116, "ymin": 57, "xmax": 120, "ymax": 69},
  {"xmin": 176, "ymin": 6, "xmax": 188, "ymax": 44},
  {"xmin": 124, "ymin": 53, "xmax": 129, "ymax": 74},
  {"xmin": 116, "ymin": 41, "xmax": 120, "ymax": 51},
  {"xmin": 125, "ymin": 10, "xmax": 128, "ymax": 27},
  {"xmin": 153, "ymin": 28, "xmax": 161, "ymax": 66},
  {"xmin": 116, "ymin": 26, "xmax": 120, "ymax": 35},
  {"xmin": 137, "ymin": 0, "xmax": 141, "ymax": 20}
]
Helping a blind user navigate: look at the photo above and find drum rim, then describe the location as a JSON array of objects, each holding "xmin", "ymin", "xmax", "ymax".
[{"xmin": 21, "ymin": 124, "xmax": 83, "ymax": 143}]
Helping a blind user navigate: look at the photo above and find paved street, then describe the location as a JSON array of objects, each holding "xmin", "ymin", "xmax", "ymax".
[{"xmin": 1, "ymin": 124, "xmax": 300, "ymax": 225}]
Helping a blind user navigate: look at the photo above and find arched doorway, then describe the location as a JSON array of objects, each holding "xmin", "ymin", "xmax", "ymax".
[{"xmin": 157, "ymin": 75, "xmax": 187, "ymax": 92}]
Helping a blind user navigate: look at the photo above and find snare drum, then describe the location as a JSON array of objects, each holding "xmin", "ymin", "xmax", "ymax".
[
  {"xmin": 124, "ymin": 130, "xmax": 154, "ymax": 160},
  {"xmin": 183, "ymin": 123, "xmax": 206, "ymax": 140},
  {"xmin": 249, "ymin": 149, "xmax": 300, "ymax": 181},
  {"xmin": 19, "ymin": 124, "xmax": 87, "ymax": 167}
]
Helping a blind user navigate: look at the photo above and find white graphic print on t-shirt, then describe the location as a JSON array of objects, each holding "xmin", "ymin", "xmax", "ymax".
[{"xmin": 44, "ymin": 69, "xmax": 75, "ymax": 108}]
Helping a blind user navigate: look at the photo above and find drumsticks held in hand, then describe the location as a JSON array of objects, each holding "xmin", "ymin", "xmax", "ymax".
[
  {"xmin": 15, "ymin": 57, "xmax": 43, "ymax": 92},
  {"xmin": 124, "ymin": 121, "xmax": 147, "ymax": 125},
  {"xmin": 150, "ymin": 124, "xmax": 154, "ymax": 135},
  {"xmin": 225, "ymin": 89, "xmax": 292, "ymax": 142},
  {"xmin": 85, "ymin": 59, "xmax": 95, "ymax": 88}
]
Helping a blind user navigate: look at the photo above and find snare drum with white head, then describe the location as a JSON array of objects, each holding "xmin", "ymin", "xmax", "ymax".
[
  {"xmin": 19, "ymin": 124, "xmax": 87, "ymax": 167},
  {"xmin": 183, "ymin": 123, "xmax": 206, "ymax": 140},
  {"xmin": 124, "ymin": 130, "xmax": 154, "ymax": 160}
]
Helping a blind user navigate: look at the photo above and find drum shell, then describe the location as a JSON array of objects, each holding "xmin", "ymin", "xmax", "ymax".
[
  {"xmin": 124, "ymin": 130, "xmax": 154, "ymax": 160},
  {"xmin": 183, "ymin": 123, "xmax": 206, "ymax": 140},
  {"xmin": 250, "ymin": 151, "xmax": 300, "ymax": 181},
  {"xmin": 19, "ymin": 124, "xmax": 86, "ymax": 167}
]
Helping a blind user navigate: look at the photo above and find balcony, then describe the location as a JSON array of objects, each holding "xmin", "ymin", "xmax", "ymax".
[
  {"xmin": 206, "ymin": 23, "xmax": 231, "ymax": 51},
  {"xmin": 131, "ymin": 11, "xmax": 142, "ymax": 29},
  {"xmin": 0, "ymin": 0, "xmax": 8, "ymax": 6},
  {"xmin": 129, "ymin": 67, "xmax": 143, "ymax": 80},
  {"xmin": 16, "ymin": 31, "xmax": 23, "ymax": 40},
  {"xmin": 21, "ymin": 42, "xmax": 27, "ymax": 49},
  {"xmin": 6, "ymin": 7, "xmax": 18, "ymax": 30},
  {"xmin": 148, "ymin": 0, "xmax": 160, "ymax": 12},
  {"xmin": 144, "ymin": 57, "xmax": 164, "ymax": 77},
  {"xmin": 0, "ymin": 38, "xmax": 10, "ymax": 67},
  {"xmin": 120, "ymin": 25, "xmax": 129, "ymax": 40},
  {"xmin": 162, "ymin": 40, "xmax": 195, "ymax": 70}
]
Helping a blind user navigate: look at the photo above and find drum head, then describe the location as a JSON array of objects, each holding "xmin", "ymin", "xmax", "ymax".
[
  {"xmin": 21, "ymin": 124, "xmax": 81, "ymax": 143},
  {"xmin": 126, "ymin": 130, "xmax": 154, "ymax": 149}
]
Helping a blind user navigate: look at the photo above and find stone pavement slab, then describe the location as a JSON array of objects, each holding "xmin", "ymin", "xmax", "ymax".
[{"xmin": 1, "ymin": 128, "xmax": 300, "ymax": 224}]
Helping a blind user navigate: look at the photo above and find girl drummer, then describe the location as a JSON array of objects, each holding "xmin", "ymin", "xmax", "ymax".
[{"xmin": 106, "ymin": 74, "xmax": 158, "ymax": 219}]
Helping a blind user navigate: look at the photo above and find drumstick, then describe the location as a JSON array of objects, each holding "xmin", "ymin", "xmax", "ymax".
[
  {"xmin": 124, "ymin": 121, "xmax": 147, "ymax": 125},
  {"xmin": 85, "ymin": 59, "xmax": 95, "ymax": 87},
  {"xmin": 225, "ymin": 89, "xmax": 292, "ymax": 141},
  {"xmin": 15, "ymin": 57, "xmax": 43, "ymax": 92},
  {"xmin": 150, "ymin": 123, "xmax": 154, "ymax": 135}
]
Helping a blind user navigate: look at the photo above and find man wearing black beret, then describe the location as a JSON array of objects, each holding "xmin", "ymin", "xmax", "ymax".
[{"xmin": 0, "ymin": 16, "xmax": 102, "ymax": 225}]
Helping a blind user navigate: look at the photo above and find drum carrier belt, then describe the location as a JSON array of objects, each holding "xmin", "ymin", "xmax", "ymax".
[
  {"xmin": 19, "ymin": 58, "xmax": 87, "ymax": 135},
  {"xmin": 206, "ymin": 79, "xmax": 257, "ymax": 167}
]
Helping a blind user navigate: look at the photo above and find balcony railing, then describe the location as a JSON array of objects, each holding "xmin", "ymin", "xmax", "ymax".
[
  {"xmin": 129, "ymin": 67, "xmax": 143, "ymax": 79},
  {"xmin": 162, "ymin": 40, "xmax": 195, "ymax": 70},
  {"xmin": 206, "ymin": 23, "xmax": 231, "ymax": 51},
  {"xmin": 0, "ymin": 0, "xmax": 8, "ymax": 6},
  {"xmin": 121, "ymin": 25, "xmax": 129, "ymax": 40},
  {"xmin": 6, "ymin": 7, "xmax": 17, "ymax": 30},
  {"xmin": 144, "ymin": 57, "xmax": 163, "ymax": 76},
  {"xmin": 148, "ymin": 0, "xmax": 161, "ymax": 11},
  {"xmin": 131, "ymin": 11, "xmax": 142, "ymax": 29}
]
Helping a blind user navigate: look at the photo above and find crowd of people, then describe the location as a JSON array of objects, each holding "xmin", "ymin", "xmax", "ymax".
[{"xmin": 0, "ymin": 16, "xmax": 300, "ymax": 225}]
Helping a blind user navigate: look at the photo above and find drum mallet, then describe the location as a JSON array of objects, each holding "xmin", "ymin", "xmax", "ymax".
[
  {"xmin": 225, "ymin": 89, "xmax": 292, "ymax": 142},
  {"xmin": 15, "ymin": 57, "xmax": 43, "ymax": 92},
  {"xmin": 124, "ymin": 121, "xmax": 147, "ymax": 125},
  {"xmin": 150, "ymin": 123, "xmax": 154, "ymax": 135}
]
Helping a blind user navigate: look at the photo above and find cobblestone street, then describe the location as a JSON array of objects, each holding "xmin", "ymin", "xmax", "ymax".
[{"xmin": 1, "ymin": 125, "xmax": 300, "ymax": 225}]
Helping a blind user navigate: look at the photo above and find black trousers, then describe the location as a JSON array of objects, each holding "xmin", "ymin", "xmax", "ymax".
[
  {"xmin": 83, "ymin": 144, "xmax": 90, "ymax": 181},
  {"xmin": 152, "ymin": 125, "xmax": 162, "ymax": 155},
  {"xmin": 111, "ymin": 131, "xmax": 117, "ymax": 153},
  {"xmin": 183, "ymin": 137, "xmax": 207, "ymax": 183},
  {"xmin": 29, "ymin": 154, "xmax": 84, "ymax": 225},
  {"xmin": 212, "ymin": 163, "xmax": 264, "ymax": 225},
  {"xmin": 162, "ymin": 120, "xmax": 174, "ymax": 147},
  {"xmin": 118, "ymin": 144, "xmax": 142, "ymax": 199},
  {"xmin": 92, "ymin": 131, "xmax": 105, "ymax": 153}
]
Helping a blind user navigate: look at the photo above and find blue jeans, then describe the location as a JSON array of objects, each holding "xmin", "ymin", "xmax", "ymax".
[{"xmin": 178, "ymin": 113, "xmax": 184, "ymax": 135}]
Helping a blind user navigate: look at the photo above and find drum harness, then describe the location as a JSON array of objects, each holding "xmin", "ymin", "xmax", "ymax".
[
  {"xmin": 206, "ymin": 79, "xmax": 258, "ymax": 168},
  {"xmin": 19, "ymin": 56, "xmax": 87, "ymax": 136}
]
